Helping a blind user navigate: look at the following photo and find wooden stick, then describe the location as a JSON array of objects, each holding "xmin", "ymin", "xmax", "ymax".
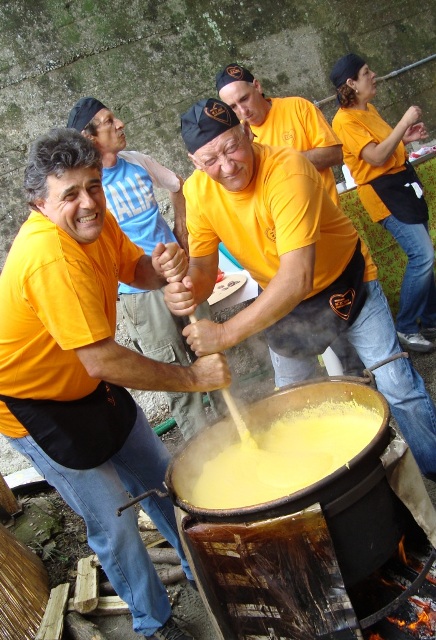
[
  {"xmin": 220, "ymin": 388, "xmax": 250, "ymax": 441},
  {"xmin": 188, "ymin": 314, "xmax": 250, "ymax": 441}
]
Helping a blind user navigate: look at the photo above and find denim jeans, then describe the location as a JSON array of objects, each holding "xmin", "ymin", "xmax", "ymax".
[
  {"xmin": 379, "ymin": 216, "xmax": 436, "ymax": 334},
  {"xmin": 6, "ymin": 406, "xmax": 193, "ymax": 637},
  {"xmin": 265, "ymin": 280, "xmax": 436, "ymax": 480},
  {"xmin": 269, "ymin": 334, "xmax": 364, "ymax": 387}
]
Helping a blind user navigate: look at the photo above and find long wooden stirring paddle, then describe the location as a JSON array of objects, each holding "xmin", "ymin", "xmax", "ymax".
[{"xmin": 188, "ymin": 314, "xmax": 255, "ymax": 445}]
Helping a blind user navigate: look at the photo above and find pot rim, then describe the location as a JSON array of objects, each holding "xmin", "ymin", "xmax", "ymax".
[{"xmin": 167, "ymin": 378, "xmax": 391, "ymax": 518}]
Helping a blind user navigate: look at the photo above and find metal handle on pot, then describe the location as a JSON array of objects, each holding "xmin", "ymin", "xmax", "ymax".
[
  {"xmin": 117, "ymin": 487, "xmax": 169, "ymax": 516},
  {"xmin": 334, "ymin": 351, "xmax": 409, "ymax": 386}
]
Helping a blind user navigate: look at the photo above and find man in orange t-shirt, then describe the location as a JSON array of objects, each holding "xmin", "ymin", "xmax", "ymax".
[
  {"xmin": 0, "ymin": 127, "xmax": 230, "ymax": 640},
  {"xmin": 165, "ymin": 98, "xmax": 436, "ymax": 480},
  {"xmin": 215, "ymin": 62, "xmax": 363, "ymax": 378}
]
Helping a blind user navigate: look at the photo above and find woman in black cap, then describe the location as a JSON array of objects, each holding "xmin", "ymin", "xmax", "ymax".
[{"xmin": 330, "ymin": 53, "xmax": 436, "ymax": 353}]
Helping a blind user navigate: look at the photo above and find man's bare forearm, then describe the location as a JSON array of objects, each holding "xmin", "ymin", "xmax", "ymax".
[
  {"xmin": 75, "ymin": 338, "xmax": 229, "ymax": 392},
  {"xmin": 302, "ymin": 145, "xmax": 343, "ymax": 171}
]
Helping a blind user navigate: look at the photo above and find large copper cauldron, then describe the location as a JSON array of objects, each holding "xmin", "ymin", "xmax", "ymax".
[{"xmin": 166, "ymin": 379, "xmax": 410, "ymax": 586}]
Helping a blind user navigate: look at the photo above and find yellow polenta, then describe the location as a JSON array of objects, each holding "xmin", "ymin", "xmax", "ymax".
[{"xmin": 189, "ymin": 401, "xmax": 381, "ymax": 509}]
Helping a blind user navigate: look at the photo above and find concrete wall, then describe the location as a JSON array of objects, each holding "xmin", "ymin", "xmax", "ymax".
[{"xmin": 1, "ymin": 0, "xmax": 435, "ymax": 267}]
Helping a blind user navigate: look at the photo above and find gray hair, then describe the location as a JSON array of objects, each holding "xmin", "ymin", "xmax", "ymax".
[{"xmin": 24, "ymin": 127, "xmax": 102, "ymax": 205}]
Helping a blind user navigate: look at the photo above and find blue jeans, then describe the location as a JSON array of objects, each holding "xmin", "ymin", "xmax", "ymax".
[
  {"xmin": 379, "ymin": 216, "xmax": 436, "ymax": 334},
  {"xmin": 6, "ymin": 406, "xmax": 193, "ymax": 637},
  {"xmin": 266, "ymin": 281, "xmax": 436, "ymax": 480}
]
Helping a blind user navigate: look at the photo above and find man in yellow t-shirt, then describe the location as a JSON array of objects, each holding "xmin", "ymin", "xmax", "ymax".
[
  {"xmin": 164, "ymin": 97, "xmax": 436, "ymax": 480},
  {"xmin": 0, "ymin": 128, "xmax": 230, "ymax": 640},
  {"xmin": 216, "ymin": 63, "xmax": 342, "ymax": 204},
  {"xmin": 215, "ymin": 62, "xmax": 363, "ymax": 378}
]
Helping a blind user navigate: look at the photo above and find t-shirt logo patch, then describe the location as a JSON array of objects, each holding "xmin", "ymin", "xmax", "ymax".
[
  {"xmin": 265, "ymin": 228, "xmax": 276, "ymax": 242},
  {"xmin": 226, "ymin": 65, "xmax": 244, "ymax": 80},
  {"xmin": 282, "ymin": 130, "xmax": 295, "ymax": 144},
  {"xmin": 329, "ymin": 289, "xmax": 355, "ymax": 320},
  {"xmin": 204, "ymin": 102, "xmax": 233, "ymax": 126}
]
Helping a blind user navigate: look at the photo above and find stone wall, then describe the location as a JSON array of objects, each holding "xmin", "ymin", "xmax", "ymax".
[{"xmin": 1, "ymin": 0, "xmax": 435, "ymax": 267}]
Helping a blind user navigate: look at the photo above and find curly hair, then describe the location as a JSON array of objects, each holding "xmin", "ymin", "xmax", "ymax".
[
  {"xmin": 24, "ymin": 127, "xmax": 102, "ymax": 206},
  {"xmin": 336, "ymin": 81, "xmax": 359, "ymax": 108}
]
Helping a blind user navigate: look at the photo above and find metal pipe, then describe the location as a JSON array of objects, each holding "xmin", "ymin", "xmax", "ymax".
[{"xmin": 314, "ymin": 54, "xmax": 436, "ymax": 107}]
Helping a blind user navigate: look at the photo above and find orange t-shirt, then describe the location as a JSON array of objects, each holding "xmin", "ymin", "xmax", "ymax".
[
  {"xmin": 250, "ymin": 96, "xmax": 342, "ymax": 204},
  {"xmin": 332, "ymin": 103, "xmax": 408, "ymax": 222},
  {"xmin": 0, "ymin": 210, "xmax": 144, "ymax": 437},
  {"xmin": 185, "ymin": 144, "xmax": 376, "ymax": 293}
]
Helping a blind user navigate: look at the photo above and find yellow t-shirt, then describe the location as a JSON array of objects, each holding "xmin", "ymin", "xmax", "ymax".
[
  {"xmin": 250, "ymin": 97, "xmax": 342, "ymax": 204},
  {"xmin": 185, "ymin": 144, "xmax": 376, "ymax": 293},
  {"xmin": 332, "ymin": 103, "xmax": 408, "ymax": 222},
  {"xmin": 0, "ymin": 210, "xmax": 144, "ymax": 437}
]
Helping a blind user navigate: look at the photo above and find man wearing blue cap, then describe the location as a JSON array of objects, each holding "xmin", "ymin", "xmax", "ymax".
[
  {"xmin": 67, "ymin": 97, "xmax": 221, "ymax": 440},
  {"xmin": 164, "ymin": 97, "xmax": 436, "ymax": 482}
]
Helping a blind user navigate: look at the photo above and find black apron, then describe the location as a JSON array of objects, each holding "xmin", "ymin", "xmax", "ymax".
[
  {"xmin": 0, "ymin": 381, "xmax": 137, "ymax": 469},
  {"xmin": 369, "ymin": 161, "xmax": 428, "ymax": 224},
  {"xmin": 264, "ymin": 240, "xmax": 367, "ymax": 358}
]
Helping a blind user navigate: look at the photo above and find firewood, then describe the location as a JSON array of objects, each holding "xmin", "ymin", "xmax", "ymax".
[
  {"xmin": 147, "ymin": 546, "xmax": 180, "ymax": 565},
  {"xmin": 73, "ymin": 554, "xmax": 99, "ymax": 613},
  {"xmin": 65, "ymin": 611, "xmax": 108, "ymax": 639},
  {"xmin": 93, "ymin": 595, "xmax": 129, "ymax": 615},
  {"xmin": 35, "ymin": 583, "xmax": 70, "ymax": 640},
  {"xmin": 157, "ymin": 564, "xmax": 185, "ymax": 585}
]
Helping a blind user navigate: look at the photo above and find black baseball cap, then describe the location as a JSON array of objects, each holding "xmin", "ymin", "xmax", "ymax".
[
  {"xmin": 67, "ymin": 97, "xmax": 107, "ymax": 131},
  {"xmin": 181, "ymin": 98, "xmax": 241, "ymax": 154}
]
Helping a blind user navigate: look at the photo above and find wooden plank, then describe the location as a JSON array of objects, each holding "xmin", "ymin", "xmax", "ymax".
[
  {"xmin": 35, "ymin": 583, "xmax": 70, "ymax": 640},
  {"xmin": 73, "ymin": 554, "xmax": 99, "ymax": 614},
  {"xmin": 68, "ymin": 595, "xmax": 129, "ymax": 616},
  {"xmin": 93, "ymin": 595, "xmax": 130, "ymax": 616}
]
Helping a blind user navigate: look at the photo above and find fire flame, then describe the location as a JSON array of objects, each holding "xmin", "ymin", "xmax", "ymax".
[
  {"xmin": 397, "ymin": 535, "xmax": 407, "ymax": 565},
  {"xmin": 386, "ymin": 603, "xmax": 435, "ymax": 635},
  {"xmin": 364, "ymin": 538, "xmax": 436, "ymax": 638}
]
